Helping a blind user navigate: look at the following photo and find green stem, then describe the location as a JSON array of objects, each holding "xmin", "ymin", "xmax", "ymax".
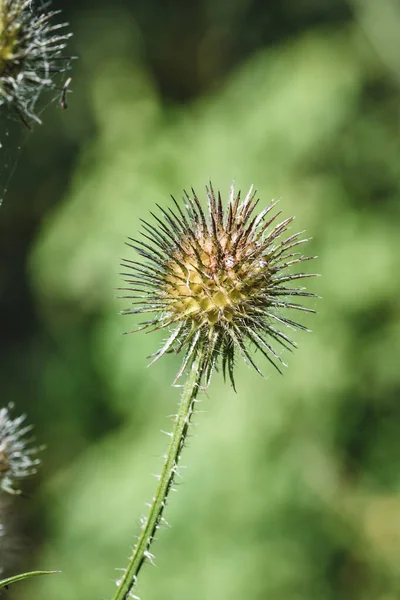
[{"xmin": 112, "ymin": 351, "xmax": 204, "ymax": 600}]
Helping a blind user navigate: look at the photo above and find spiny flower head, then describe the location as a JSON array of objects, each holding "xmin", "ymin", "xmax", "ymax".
[
  {"xmin": 0, "ymin": 0, "xmax": 72, "ymax": 127},
  {"xmin": 0, "ymin": 404, "xmax": 40, "ymax": 494},
  {"xmin": 120, "ymin": 184, "xmax": 317, "ymax": 388}
]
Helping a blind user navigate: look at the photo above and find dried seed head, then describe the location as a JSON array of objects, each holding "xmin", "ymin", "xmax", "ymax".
[
  {"xmin": 0, "ymin": 0, "xmax": 72, "ymax": 127},
  {"xmin": 120, "ymin": 183, "xmax": 317, "ymax": 388},
  {"xmin": 0, "ymin": 404, "xmax": 41, "ymax": 494}
]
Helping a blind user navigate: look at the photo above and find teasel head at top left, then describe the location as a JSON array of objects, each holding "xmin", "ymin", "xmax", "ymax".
[{"xmin": 0, "ymin": 0, "xmax": 73, "ymax": 128}]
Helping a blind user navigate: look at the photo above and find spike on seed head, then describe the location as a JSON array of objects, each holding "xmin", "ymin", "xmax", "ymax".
[
  {"xmin": 0, "ymin": 0, "xmax": 72, "ymax": 127},
  {"xmin": 120, "ymin": 183, "xmax": 317, "ymax": 387},
  {"xmin": 0, "ymin": 403, "xmax": 41, "ymax": 494}
]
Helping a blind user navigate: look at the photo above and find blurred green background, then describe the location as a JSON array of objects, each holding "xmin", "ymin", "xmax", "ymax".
[{"xmin": 1, "ymin": 0, "xmax": 400, "ymax": 598}]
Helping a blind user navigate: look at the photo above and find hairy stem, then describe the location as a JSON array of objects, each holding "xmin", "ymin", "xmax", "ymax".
[{"xmin": 112, "ymin": 351, "xmax": 204, "ymax": 600}]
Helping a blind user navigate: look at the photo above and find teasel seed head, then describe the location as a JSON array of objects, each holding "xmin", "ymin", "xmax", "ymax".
[
  {"xmin": 120, "ymin": 183, "xmax": 317, "ymax": 388},
  {"xmin": 0, "ymin": 404, "xmax": 41, "ymax": 494},
  {"xmin": 0, "ymin": 0, "xmax": 72, "ymax": 127}
]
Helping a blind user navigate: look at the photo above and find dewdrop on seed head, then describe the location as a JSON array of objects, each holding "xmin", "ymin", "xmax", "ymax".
[
  {"xmin": 120, "ymin": 183, "xmax": 318, "ymax": 388},
  {"xmin": 0, "ymin": 404, "xmax": 41, "ymax": 494},
  {"xmin": 0, "ymin": 0, "xmax": 72, "ymax": 127}
]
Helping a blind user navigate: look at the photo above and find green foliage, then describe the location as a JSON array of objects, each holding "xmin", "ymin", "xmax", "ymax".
[{"xmin": 3, "ymin": 5, "xmax": 400, "ymax": 600}]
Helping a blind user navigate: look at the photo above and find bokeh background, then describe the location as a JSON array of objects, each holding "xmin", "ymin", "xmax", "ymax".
[{"xmin": 1, "ymin": 0, "xmax": 400, "ymax": 598}]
